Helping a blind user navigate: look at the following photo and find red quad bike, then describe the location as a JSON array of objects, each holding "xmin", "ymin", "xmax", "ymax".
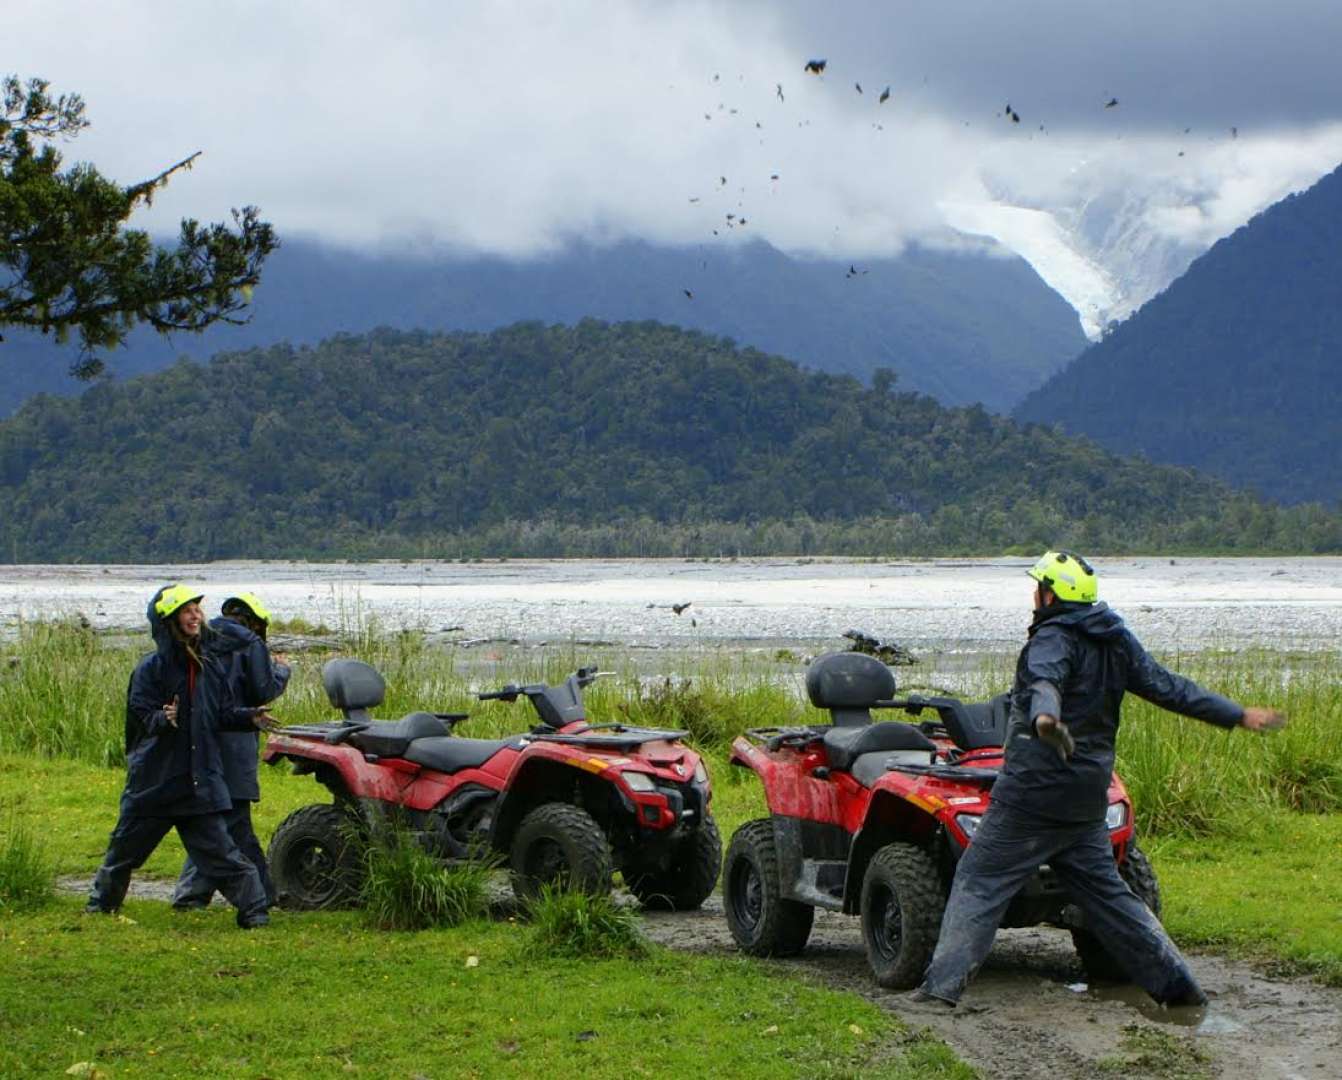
[
  {"xmin": 262, "ymin": 660, "xmax": 721, "ymax": 910},
  {"xmin": 723, "ymin": 652, "xmax": 1160, "ymax": 989}
]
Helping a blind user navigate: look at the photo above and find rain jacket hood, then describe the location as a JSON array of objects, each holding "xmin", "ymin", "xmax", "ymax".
[
  {"xmin": 993, "ymin": 601, "xmax": 1242, "ymax": 822},
  {"xmin": 1029, "ymin": 600, "xmax": 1126, "ymax": 641}
]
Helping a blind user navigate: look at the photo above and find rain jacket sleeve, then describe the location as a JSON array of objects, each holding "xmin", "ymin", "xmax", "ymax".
[
  {"xmin": 127, "ymin": 653, "xmax": 173, "ymax": 744},
  {"xmin": 241, "ymin": 637, "xmax": 289, "ymax": 706},
  {"xmin": 1124, "ymin": 636, "xmax": 1243, "ymax": 729},
  {"xmin": 1021, "ymin": 623, "xmax": 1072, "ymax": 728}
]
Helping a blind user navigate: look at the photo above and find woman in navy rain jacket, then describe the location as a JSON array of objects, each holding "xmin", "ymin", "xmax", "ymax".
[
  {"xmin": 173, "ymin": 592, "xmax": 290, "ymax": 908},
  {"xmin": 86, "ymin": 585, "xmax": 271, "ymax": 927}
]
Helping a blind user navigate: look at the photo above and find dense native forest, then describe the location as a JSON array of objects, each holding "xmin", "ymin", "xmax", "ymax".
[
  {"xmin": 1016, "ymin": 162, "xmax": 1342, "ymax": 507},
  {"xmin": 0, "ymin": 321, "xmax": 1337, "ymax": 562},
  {"xmin": 0, "ymin": 238, "xmax": 1086, "ymax": 417}
]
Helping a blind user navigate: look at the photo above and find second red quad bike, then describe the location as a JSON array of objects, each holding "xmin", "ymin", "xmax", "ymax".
[
  {"xmin": 723, "ymin": 652, "xmax": 1159, "ymax": 988},
  {"xmin": 263, "ymin": 660, "xmax": 721, "ymax": 910}
]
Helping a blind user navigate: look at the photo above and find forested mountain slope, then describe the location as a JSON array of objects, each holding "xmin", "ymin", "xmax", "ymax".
[
  {"xmin": 0, "ymin": 238, "xmax": 1086, "ymax": 416},
  {"xmin": 1015, "ymin": 163, "xmax": 1342, "ymax": 506},
  {"xmin": 3, "ymin": 322, "xmax": 1336, "ymax": 562}
]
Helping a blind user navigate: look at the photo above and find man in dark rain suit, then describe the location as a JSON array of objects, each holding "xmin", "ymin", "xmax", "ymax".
[{"xmin": 915, "ymin": 551, "xmax": 1286, "ymax": 1008}]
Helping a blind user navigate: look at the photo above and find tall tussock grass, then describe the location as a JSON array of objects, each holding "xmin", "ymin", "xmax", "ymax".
[
  {"xmin": 3, "ymin": 617, "xmax": 1337, "ymax": 842},
  {"xmin": 618, "ymin": 676, "xmax": 805, "ymax": 751},
  {"xmin": 0, "ymin": 810, "xmax": 54, "ymax": 912},
  {"xmin": 360, "ymin": 821, "xmax": 494, "ymax": 931},
  {"xmin": 0, "ymin": 619, "xmax": 127, "ymax": 766},
  {"xmin": 1116, "ymin": 648, "xmax": 1342, "ymax": 837},
  {"xmin": 523, "ymin": 885, "xmax": 649, "ymax": 959}
]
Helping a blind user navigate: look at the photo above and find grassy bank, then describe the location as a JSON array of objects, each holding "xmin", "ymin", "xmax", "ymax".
[{"xmin": 2, "ymin": 620, "xmax": 1339, "ymax": 839}]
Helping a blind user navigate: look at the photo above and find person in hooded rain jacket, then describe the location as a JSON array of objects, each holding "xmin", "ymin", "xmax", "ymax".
[
  {"xmin": 915, "ymin": 551, "xmax": 1286, "ymax": 1009},
  {"xmin": 173, "ymin": 592, "xmax": 290, "ymax": 909},
  {"xmin": 85, "ymin": 585, "xmax": 275, "ymax": 927}
]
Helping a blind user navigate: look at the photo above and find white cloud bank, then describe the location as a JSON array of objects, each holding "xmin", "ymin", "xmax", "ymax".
[{"xmin": 10, "ymin": 1, "xmax": 1342, "ymax": 331}]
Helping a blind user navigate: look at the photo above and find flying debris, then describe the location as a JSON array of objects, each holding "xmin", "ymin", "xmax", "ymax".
[
  {"xmin": 688, "ymin": 197, "xmax": 701, "ymax": 203},
  {"xmin": 1230, "ymin": 126, "xmax": 1238, "ymax": 139},
  {"xmin": 719, "ymin": 175, "xmax": 727, "ymax": 186},
  {"xmin": 804, "ymin": 59, "xmax": 827, "ymax": 74},
  {"xmin": 879, "ymin": 86, "xmax": 891, "ymax": 104},
  {"xmin": 682, "ymin": 289, "xmax": 693, "ymax": 300},
  {"xmin": 1004, "ymin": 103, "xmax": 1021, "ymax": 123},
  {"xmin": 712, "ymin": 73, "xmax": 719, "ymax": 83},
  {"xmin": 770, "ymin": 173, "xmax": 779, "ymax": 180},
  {"xmin": 1104, "ymin": 97, "xmax": 1119, "ymax": 108},
  {"xmin": 855, "ymin": 81, "xmax": 863, "ymax": 94},
  {"xmin": 776, "ymin": 83, "xmax": 785, "ymax": 102}
]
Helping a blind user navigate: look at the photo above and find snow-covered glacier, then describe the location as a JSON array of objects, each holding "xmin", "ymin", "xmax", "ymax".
[{"xmin": 939, "ymin": 129, "xmax": 1342, "ymax": 340}]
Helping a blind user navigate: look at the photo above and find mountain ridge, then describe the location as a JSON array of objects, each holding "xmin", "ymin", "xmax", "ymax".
[
  {"xmin": 1014, "ymin": 161, "xmax": 1342, "ymax": 506},
  {"xmin": 0, "ymin": 237, "xmax": 1086, "ymax": 416}
]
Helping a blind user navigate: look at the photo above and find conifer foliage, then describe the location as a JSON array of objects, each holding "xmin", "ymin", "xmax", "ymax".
[{"xmin": 0, "ymin": 75, "xmax": 276, "ymax": 377}]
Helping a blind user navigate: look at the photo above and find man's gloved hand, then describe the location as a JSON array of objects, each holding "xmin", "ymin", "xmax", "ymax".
[{"xmin": 1035, "ymin": 714, "xmax": 1075, "ymax": 761}]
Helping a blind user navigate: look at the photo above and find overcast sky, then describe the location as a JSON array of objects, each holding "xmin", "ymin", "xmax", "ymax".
[{"xmin": 10, "ymin": 0, "xmax": 1342, "ymax": 260}]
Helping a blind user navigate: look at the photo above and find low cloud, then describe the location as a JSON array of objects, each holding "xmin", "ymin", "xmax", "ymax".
[{"xmin": 10, "ymin": 0, "xmax": 1342, "ymax": 272}]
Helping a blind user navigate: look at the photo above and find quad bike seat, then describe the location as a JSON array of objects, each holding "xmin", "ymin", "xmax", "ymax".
[
  {"xmin": 348, "ymin": 712, "xmax": 451, "ymax": 758},
  {"xmin": 850, "ymin": 749, "xmax": 940, "ymax": 788},
  {"xmin": 823, "ymin": 722, "xmax": 935, "ymax": 772},
  {"xmin": 403, "ymin": 735, "xmax": 527, "ymax": 774}
]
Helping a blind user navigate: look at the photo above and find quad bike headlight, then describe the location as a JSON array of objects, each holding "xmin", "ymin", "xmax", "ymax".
[
  {"xmin": 955, "ymin": 813, "xmax": 982, "ymax": 839},
  {"xmin": 1105, "ymin": 802, "xmax": 1128, "ymax": 830},
  {"xmin": 693, "ymin": 760, "xmax": 708, "ymax": 785},
  {"xmin": 622, "ymin": 770, "xmax": 657, "ymax": 792}
]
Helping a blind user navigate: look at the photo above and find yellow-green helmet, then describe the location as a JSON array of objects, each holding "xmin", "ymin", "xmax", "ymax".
[
  {"xmin": 223, "ymin": 592, "xmax": 272, "ymax": 625},
  {"xmin": 154, "ymin": 583, "xmax": 205, "ymax": 618},
  {"xmin": 1026, "ymin": 550, "xmax": 1098, "ymax": 603}
]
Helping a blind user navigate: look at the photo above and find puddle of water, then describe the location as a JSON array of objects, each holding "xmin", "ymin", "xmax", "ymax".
[{"xmin": 1084, "ymin": 981, "xmax": 1245, "ymax": 1033}]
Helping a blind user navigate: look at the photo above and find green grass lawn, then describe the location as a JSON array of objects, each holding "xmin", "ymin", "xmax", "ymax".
[
  {"xmin": 0, "ymin": 754, "xmax": 967, "ymax": 1079},
  {"xmin": 1149, "ymin": 812, "xmax": 1342, "ymax": 985},
  {"xmin": 0, "ymin": 902, "xmax": 974, "ymax": 1080}
]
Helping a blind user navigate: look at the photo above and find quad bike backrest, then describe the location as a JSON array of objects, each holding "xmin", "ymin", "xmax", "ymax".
[
  {"xmin": 323, "ymin": 658, "xmax": 386, "ymax": 721},
  {"xmin": 806, "ymin": 651, "xmax": 896, "ymax": 727}
]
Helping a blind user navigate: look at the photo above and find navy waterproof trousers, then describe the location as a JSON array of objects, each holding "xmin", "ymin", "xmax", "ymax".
[
  {"xmin": 88, "ymin": 807, "xmax": 268, "ymax": 926},
  {"xmin": 173, "ymin": 800, "xmax": 274, "ymax": 908},
  {"xmin": 919, "ymin": 802, "xmax": 1205, "ymax": 1006}
]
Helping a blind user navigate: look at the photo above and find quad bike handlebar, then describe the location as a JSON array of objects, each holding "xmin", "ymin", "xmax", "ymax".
[{"xmin": 477, "ymin": 667, "xmax": 613, "ymax": 729}]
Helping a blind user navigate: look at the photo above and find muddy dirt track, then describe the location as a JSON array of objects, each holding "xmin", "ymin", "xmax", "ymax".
[
  {"xmin": 63, "ymin": 876, "xmax": 1342, "ymax": 1079},
  {"xmin": 640, "ymin": 898, "xmax": 1342, "ymax": 1080}
]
